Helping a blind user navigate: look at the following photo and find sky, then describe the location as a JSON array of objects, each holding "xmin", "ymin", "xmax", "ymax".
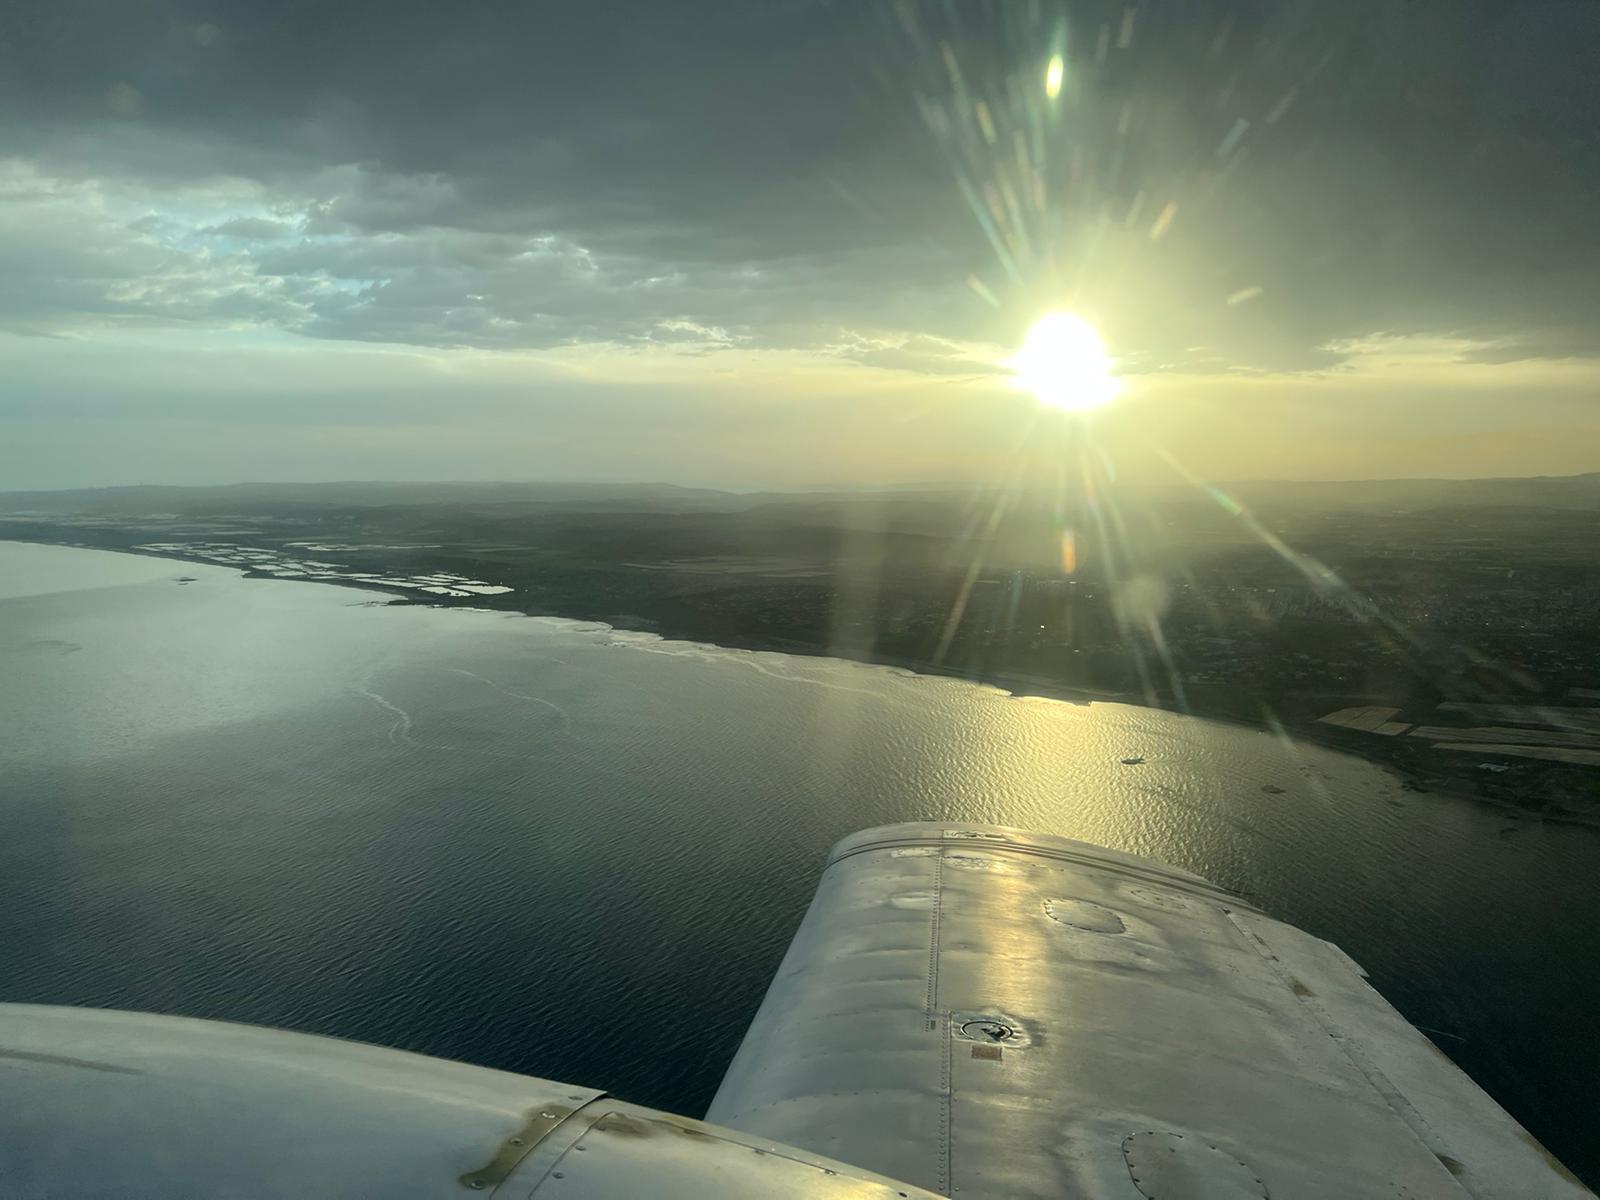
[{"xmin": 2, "ymin": 0, "xmax": 1598, "ymax": 489}]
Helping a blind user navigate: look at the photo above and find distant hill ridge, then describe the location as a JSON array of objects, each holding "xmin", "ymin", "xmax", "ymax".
[
  {"xmin": 0, "ymin": 481, "xmax": 745, "ymax": 514},
  {"xmin": 2, "ymin": 472, "xmax": 1599, "ymax": 514}
]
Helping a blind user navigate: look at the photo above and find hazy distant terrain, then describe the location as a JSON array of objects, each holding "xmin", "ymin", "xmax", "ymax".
[
  {"xmin": 6, "ymin": 473, "xmax": 1598, "ymax": 819},
  {"xmin": 7, "ymin": 472, "xmax": 1600, "ymax": 515}
]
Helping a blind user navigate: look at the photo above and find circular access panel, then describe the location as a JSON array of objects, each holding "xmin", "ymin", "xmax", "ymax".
[
  {"xmin": 1044, "ymin": 897, "xmax": 1126, "ymax": 933},
  {"xmin": 1122, "ymin": 1132, "xmax": 1269, "ymax": 1198}
]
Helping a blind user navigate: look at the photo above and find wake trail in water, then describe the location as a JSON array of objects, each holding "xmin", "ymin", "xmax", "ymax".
[
  {"xmin": 353, "ymin": 678, "xmax": 558, "ymax": 763},
  {"xmin": 349, "ymin": 663, "xmax": 609, "ymax": 776},
  {"xmin": 352, "ymin": 685, "xmax": 414, "ymax": 745},
  {"xmin": 444, "ymin": 667, "xmax": 578, "ymax": 738}
]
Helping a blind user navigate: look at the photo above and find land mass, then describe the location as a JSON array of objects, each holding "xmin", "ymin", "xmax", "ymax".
[{"xmin": 6, "ymin": 473, "xmax": 1598, "ymax": 822}]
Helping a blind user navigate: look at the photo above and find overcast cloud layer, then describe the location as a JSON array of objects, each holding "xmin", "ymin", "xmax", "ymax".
[{"xmin": 1, "ymin": 1, "xmax": 1598, "ymax": 486}]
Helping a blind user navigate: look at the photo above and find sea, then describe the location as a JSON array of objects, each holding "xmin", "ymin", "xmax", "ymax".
[{"xmin": 2, "ymin": 539, "xmax": 1596, "ymax": 1184}]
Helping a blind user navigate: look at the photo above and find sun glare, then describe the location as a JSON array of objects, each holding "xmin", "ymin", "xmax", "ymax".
[{"xmin": 1008, "ymin": 312, "xmax": 1120, "ymax": 412}]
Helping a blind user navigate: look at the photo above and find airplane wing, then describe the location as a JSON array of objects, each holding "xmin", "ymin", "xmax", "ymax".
[
  {"xmin": 708, "ymin": 823, "xmax": 1592, "ymax": 1199},
  {"xmin": 0, "ymin": 1002, "xmax": 939, "ymax": 1198},
  {"xmin": 1, "ymin": 822, "xmax": 1590, "ymax": 1197}
]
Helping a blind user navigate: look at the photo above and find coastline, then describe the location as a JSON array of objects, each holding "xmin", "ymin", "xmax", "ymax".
[{"xmin": 9, "ymin": 536, "xmax": 1598, "ymax": 831}]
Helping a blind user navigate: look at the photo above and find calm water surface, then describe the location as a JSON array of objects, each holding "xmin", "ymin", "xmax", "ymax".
[{"xmin": 2, "ymin": 540, "xmax": 1596, "ymax": 1182}]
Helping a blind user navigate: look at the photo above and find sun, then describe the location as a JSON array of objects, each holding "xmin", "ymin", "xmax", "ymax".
[{"xmin": 1007, "ymin": 312, "xmax": 1120, "ymax": 412}]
